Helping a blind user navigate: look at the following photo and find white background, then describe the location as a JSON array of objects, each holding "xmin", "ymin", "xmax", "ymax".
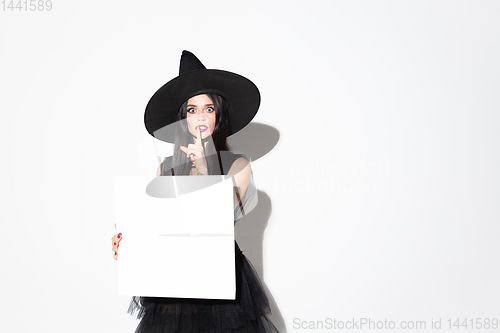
[{"xmin": 1, "ymin": 1, "xmax": 499, "ymax": 332}]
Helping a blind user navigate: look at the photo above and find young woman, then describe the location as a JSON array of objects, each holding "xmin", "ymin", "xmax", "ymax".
[{"xmin": 111, "ymin": 51, "xmax": 278, "ymax": 332}]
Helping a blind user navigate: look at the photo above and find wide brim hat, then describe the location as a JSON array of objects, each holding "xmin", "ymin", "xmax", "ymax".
[{"xmin": 144, "ymin": 51, "xmax": 261, "ymax": 143}]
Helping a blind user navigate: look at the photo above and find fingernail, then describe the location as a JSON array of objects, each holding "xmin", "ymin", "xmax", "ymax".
[
  {"xmin": 114, "ymin": 252, "xmax": 117, "ymax": 255},
  {"xmin": 114, "ymin": 242, "xmax": 116, "ymax": 245},
  {"xmin": 118, "ymin": 233, "xmax": 122, "ymax": 238}
]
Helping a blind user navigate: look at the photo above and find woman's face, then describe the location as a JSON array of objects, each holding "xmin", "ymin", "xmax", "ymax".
[{"xmin": 185, "ymin": 94, "xmax": 217, "ymax": 140}]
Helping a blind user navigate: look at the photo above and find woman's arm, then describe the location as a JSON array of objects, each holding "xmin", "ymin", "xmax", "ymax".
[{"xmin": 227, "ymin": 157, "xmax": 251, "ymax": 209}]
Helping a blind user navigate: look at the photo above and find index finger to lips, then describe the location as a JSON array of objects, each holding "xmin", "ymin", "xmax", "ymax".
[{"xmin": 195, "ymin": 126, "xmax": 202, "ymax": 146}]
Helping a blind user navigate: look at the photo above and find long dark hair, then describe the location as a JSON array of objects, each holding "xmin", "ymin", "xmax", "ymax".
[{"xmin": 168, "ymin": 94, "xmax": 231, "ymax": 175}]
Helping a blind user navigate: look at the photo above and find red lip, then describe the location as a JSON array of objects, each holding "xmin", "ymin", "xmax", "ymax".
[{"xmin": 196, "ymin": 125, "xmax": 208, "ymax": 132}]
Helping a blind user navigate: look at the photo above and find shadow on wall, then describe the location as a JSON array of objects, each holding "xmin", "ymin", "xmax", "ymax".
[
  {"xmin": 228, "ymin": 123, "xmax": 280, "ymax": 162},
  {"xmin": 235, "ymin": 190, "xmax": 286, "ymax": 332}
]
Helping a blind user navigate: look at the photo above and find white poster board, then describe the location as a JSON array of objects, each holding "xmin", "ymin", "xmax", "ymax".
[{"xmin": 114, "ymin": 176, "xmax": 235, "ymax": 300}]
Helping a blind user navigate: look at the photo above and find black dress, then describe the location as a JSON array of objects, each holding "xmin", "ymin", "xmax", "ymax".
[{"xmin": 127, "ymin": 151, "xmax": 278, "ymax": 333}]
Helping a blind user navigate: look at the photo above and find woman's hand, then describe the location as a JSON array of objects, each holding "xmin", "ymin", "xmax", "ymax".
[
  {"xmin": 180, "ymin": 126, "xmax": 208, "ymax": 175},
  {"xmin": 111, "ymin": 232, "xmax": 122, "ymax": 260}
]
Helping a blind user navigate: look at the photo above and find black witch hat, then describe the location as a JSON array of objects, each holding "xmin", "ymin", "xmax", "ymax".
[{"xmin": 144, "ymin": 51, "xmax": 261, "ymax": 143}]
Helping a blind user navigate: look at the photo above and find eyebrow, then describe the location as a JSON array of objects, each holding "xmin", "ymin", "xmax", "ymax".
[{"xmin": 186, "ymin": 104, "xmax": 215, "ymax": 108}]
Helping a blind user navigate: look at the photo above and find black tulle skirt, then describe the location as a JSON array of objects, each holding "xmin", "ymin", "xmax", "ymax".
[{"xmin": 127, "ymin": 242, "xmax": 278, "ymax": 333}]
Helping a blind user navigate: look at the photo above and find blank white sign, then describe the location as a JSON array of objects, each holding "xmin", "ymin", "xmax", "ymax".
[{"xmin": 114, "ymin": 176, "xmax": 235, "ymax": 300}]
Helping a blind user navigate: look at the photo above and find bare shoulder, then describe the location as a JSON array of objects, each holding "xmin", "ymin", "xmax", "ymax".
[{"xmin": 227, "ymin": 157, "xmax": 251, "ymax": 176}]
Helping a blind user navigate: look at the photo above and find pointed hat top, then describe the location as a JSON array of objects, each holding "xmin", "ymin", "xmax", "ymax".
[{"xmin": 179, "ymin": 50, "xmax": 206, "ymax": 75}]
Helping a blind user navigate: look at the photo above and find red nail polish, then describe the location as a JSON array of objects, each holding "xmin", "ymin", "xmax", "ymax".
[
  {"xmin": 114, "ymin": 252, "xmax": 117, "ymax": 255},
  {"xmin": 114, "ymin": 242, "xmax": 116, "ymax": 245}
]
